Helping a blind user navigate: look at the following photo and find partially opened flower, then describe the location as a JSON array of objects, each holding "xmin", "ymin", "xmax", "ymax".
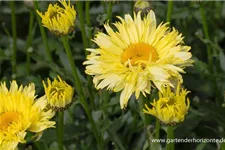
[
  {"xmin": 43, "ymin": 76, "xmax": 74, "ymax": 111},
  {"xmin": 83, "ymin": 10, "xmax": 193, "ymax": 109},
  {"xmin": 37, "ymin": 0, "xmax": 76, "ymax": 36},
  {"xmin": 143, "ymin": 82, "xmax": 190, "ymax": 125},
  {"xmin": 0, "ymin": 81, "xmax": 55, "ymax": 150}
]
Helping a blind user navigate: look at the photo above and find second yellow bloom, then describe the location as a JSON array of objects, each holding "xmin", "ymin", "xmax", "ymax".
[{"xmin": 37, "ymin": 0, "xmax": 76, "ymax": 36}]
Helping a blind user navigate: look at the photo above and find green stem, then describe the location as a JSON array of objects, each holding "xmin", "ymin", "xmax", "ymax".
[
  {"xmin": 83, "ymin": 1, "xmax": 96, "ymax": 110},
  {"xmin": 85, "ymin": 1, "xmax": 92, "ymax": 41},
  {"xmin": 200, "ymin": 4, "xmax": 212, "ymax": 72},
  {"xmin": 76, "ymin": 1, "xmax": 88, "ymax": 56},
  {"xmin": 26, "ymin": 10, "xmax": 34, "ymax": 75},
  {"xmin": 130, "ymin": 1, "xmax": 134, "ymax": 15},
  {"xmin": 58, "ymin": 111, "xmax": 64, "ymax": 150},
  {"xmin": 102, "ymin": 90, "xmax": 110, "ymax": 114},
  {"xmin": 34, "ymin": 1, "xmax": 52, "ymax": 62},
  {"xmin": 10, "ymin": 1, "xmax": 17, "ymax": 76},
  {"xmin": 101, "ymin": 1, "xmax": 107, "ymax": 14},
  {"xmin": 155, "ymin": 119, "xmax": 160, "ymax": 139},
  {"xmin": 61, "ymin": 36, "xmax": 103, "ymax": 150},
  {"xmin": 199, "ymin": 4, "xmax": 219, "ymax": 105},
  {"xmin": 84, "ymin": 0, "xmax": 95, "ymax": 109},
  {"xmin": 166, "ymin": 126, "xmax": 174, "ymax": 150},
  {"xmin": 166, "ymin": 1, "xmax": 174, "ymax": 23},
  {"xmin": 85, "ymin": 1, "xmax": 91, "ymax": 26},
  {"xmin": 139, "ymin": 96, "xmax": 151, "ymax": 150},
  {"xmin": 107, "ymin": 3, "xmax": 113, "ymax": 22}
]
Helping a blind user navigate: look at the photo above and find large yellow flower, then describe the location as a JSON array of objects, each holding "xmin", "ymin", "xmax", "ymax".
[
  {"xmin": 43, "ymin": 76, "xmax": 74, "ymax": 111},
  {"xmin": 143, "ymin": 82, "xmax": 190, "ymax": 125},
  {"xmin": 0, "ymin": 81, "xmax": 55, "ymax": 150},
  {"xmin": 37, "ymin": 0, "xmax": 76, "ymax": 36},
  {"xmin": 83, "ymin": 10, "xmax": 193, "ymax": 109}
]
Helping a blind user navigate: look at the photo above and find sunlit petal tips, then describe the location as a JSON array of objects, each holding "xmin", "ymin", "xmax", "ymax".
[
  {"xmin": 36, "ymin": 0, "xmax": 76, "ymax": 36},
  {"xmin": 143, "ymin": 82, "xmax": 190, "ymax": 125},
  {"xmin": 0, "ymin": 81, "xmax": 55, "ymax": 150},
  {"xmin": 43, "ymin": 76, "xmax": 74, "ymax": 111},
  {"xmin": 83, "ymin": 10, "xmax": 194, "ymax": 109}
]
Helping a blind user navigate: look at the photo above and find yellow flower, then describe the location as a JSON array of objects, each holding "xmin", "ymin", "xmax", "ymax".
[
  {"xmin": 0, "ymin": 81, "xmax": 55, "ymax": 150},
  {"xmin": 83, "ymin": 10, "xmax": 193, "ymax": 109},
  {"xmin": 37, "ymin": 0, "xmax": 76, "ymax": 36},
  {"xmin": 143, "ymin": 82, "xmax": 190, "ymax": 125},
  {"xmin": 43, "ymin": 76, "xmax": 74, "ymax": 111}
]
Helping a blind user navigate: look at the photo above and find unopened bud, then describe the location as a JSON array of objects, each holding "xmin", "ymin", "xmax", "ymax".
[{"xmin": 134, "ymin": 0, "xmax": 151, "ymax": 15}]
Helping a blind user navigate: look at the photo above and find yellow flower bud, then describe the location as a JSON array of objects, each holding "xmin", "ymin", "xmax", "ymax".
[
  {"xmin": 43, "ymin": 76, "xmax": 74, "ymax": 111},
  {"xmin": 134, "ymin": 0, "xmax": 151, "ymax": 14},
  {"xmin": 37, "ymin": 0, "xmax": 76, "ymax": 36},
  {"xmin": 144, "ymin": 82, "xmax": 190, "ymax": 126}
]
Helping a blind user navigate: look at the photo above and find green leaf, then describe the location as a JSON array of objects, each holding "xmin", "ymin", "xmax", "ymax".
[{"xmin": 196, "ymin": 143, "xmax": 207, "ymax": 150}]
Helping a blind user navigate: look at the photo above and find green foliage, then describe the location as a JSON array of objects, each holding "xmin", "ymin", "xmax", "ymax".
[{"xmin": 1, "ymin": 1, "xmax": 225, "ymax": 150}]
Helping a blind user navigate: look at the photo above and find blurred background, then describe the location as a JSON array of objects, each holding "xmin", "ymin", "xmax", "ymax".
[{"xmin": 1, "ymin": 1, "xmax": 225, "ymax": 150}]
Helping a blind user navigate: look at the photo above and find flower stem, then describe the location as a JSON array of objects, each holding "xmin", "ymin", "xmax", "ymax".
[
  {"xmin": 139, "ymin": 96, "xmax": 151, "ymax": 150},
  {"xmin": 61, "ymin": 36, "xmax": 103, "ymax": 150},
  {"xmin": 199, "ymin": 3, "xmax": 219, "ymax": 105},
  {"xmin": 25, "ymin": 10, "xmax": 34, "ymax": 76},
  {"xmin": 130, "ymin": 1, "xmax": 134, "ymax": 15},
  {"xmin": 10, "ymin": 1, "xmax": 17, "ymax": 77},
  {"xmin": 107, "ymin": 3, "xmax": 113, "ymax": 22},
  {"xmin": 34, "ymin": 1, "xmax": 52, "ymax": 62},
  {"xmin": 76, "ymin": 1, "xmax": 88, "ymax": 56},
  {"xmin": 199, "ymin": 3, "xmax": 212, "ymax": 72},
  {"xmin": 166, "ymin": 1, "xmax": 174, "ymax": 23},
  {"xmin": 85, "ymin": 1, "xmax": 93, "ymax": 41},
  {"xmin": 166, "ymin": 126, "xmax": 174, "ymax": 150},
  {"xmin": 155, "ymin": 119, "xmax": 160, "ymax": 139},
  {"xmin": 101, "ymin": 1, "xmax": 107, "ymax": 13},
  {"xmin": 58, "ymin": 111, "xmax": 64, "ymax": 150},
  {"xmin": 81, "ymin": 1, "xmax": 96, "ymax": 109}
]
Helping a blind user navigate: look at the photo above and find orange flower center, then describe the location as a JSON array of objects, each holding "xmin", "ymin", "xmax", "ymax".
[
  {"xmin": 0, "ymin": 112, "xmax": 21, "ymax": 131},
  {"xmin": 121, "ymin": 43, "xmax": 158, "ymax": 65}
]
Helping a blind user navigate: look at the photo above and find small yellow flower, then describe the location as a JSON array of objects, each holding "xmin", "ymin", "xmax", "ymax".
[
  {"xmin": 83, "ymin": 10, "xmax": 193, "ymax": 109},
  {"xmin": 0, "ymin": 81, "xmax": 55, "ymax": 150},
  {"xmin": 37, "ymin": 0, "xmax": 76, "ymax": 36},
  {"xmin": 143, "ymin": 82, "xmax": 190, "ymax": 125},
  {"xmin": 43, "ymin": 76, "xmax": 74, "ymax": 111}
]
